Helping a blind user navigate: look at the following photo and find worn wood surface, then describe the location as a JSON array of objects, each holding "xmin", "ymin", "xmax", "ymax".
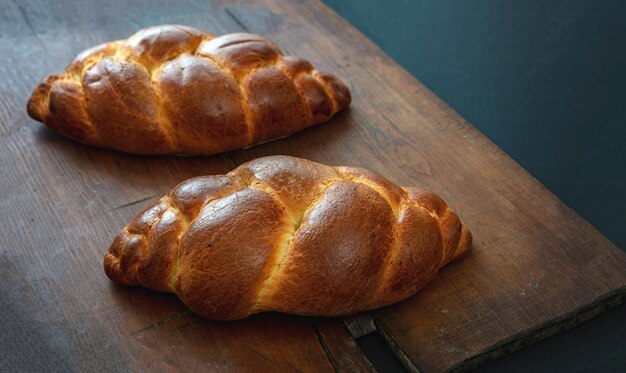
[{"xmin": 1, "ymin": 0, "xmax": 625, "ymax": 371}]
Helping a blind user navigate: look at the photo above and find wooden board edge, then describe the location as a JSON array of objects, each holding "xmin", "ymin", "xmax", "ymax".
[
  {"xmin": 374, "ymin": 287, "xmax": 625, "ymax": 372},
  {"xmin": 450, "ymin": 288, "xmax": 626, "ymax": 372}
]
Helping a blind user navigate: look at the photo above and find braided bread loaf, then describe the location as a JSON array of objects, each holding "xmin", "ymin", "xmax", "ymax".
[
  {"xmin": 27, "ymin": 25, "xmax": 351, "ymax": 155},
  {"xmin": 104, "ymin": 156, "xmax": 472, "ymax": 320}
]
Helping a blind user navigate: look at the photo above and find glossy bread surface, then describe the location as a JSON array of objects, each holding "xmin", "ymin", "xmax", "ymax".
[
  {"xmin": 27, "ymin": 25, "xmax": 351, "ymax": 154},
  {"xmin": 104, "ymin": 156, "xmax": 472, "ymax": 320}
]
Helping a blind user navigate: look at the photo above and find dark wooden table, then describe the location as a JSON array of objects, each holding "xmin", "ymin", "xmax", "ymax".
[{"xmin": 1, "ymin": 1, "xmax": 625, "ymax": 371}]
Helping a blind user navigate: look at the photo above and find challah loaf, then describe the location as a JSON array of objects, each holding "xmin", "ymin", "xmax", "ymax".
[
  {"xmin": 27, "ymin": 25, "xmax": 351, "ymax": 155},
  {"xmin": 104, "ymin": 156, "xmax": 472, "ymax": 320}
]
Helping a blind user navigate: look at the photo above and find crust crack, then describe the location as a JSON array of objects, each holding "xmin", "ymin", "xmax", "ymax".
[
  {"xmin": 369, "ymin": 201, "xmax": 405, "ymax": 304},
  {"xmin": 163, "ymin": 179, "xmax": 247, "ymax": 290},
  {"xmin": 149, "ymin": 64, "xmax": 178, "ymax": 151},
  {"xmin": 252, "ymin": 213, "xmax": 302, "ymax": 310},
  {"xmin": 250, "ymin": 177, "xmax": 340, "ymax": 309}
]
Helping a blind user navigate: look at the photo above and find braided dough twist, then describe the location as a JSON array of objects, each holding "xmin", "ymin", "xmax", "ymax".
[
  {"xmin": 104, "ymin": 156, "xmax": 472, "ymax": 320},
  {"xmin": 27, "ymin": 25, "xmax": 351, "ymax": 155}
]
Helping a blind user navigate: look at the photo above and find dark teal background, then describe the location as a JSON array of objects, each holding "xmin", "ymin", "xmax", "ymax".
[{"xmin": 324, "ymin": 0, "xmax": 626, "ymax": 371}]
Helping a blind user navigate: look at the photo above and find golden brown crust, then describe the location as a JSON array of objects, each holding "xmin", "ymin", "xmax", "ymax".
[
  {"xmin": 261, "ymin": 181, "xmax": 394, "ymax": 315},
  {"xmin": 103, "ymin": 156, "xmax": 472, "ymax": 320},
  {"xmin": 27, "ymin": 25, "xmax": 351, "ymax": 155},
  {"xmin": 242, "ymin": 67, "xmax": 309, "ymax": 143},
  {"xmin": 155, "ymin": 55, "xmax": 249, "ymax": 154}
]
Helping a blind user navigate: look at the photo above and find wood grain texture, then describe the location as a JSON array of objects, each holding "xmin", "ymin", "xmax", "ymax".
[
  {"xmin": 0, "ymin": 1, "xmax": 366, "ymax": 371},
  {"xmin": 1, "ymin": 0, "xmax": 624, "ymax": 372}
]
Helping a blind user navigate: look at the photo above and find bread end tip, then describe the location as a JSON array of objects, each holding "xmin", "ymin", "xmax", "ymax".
[{"xmin": 26, "ymin": 74, "xmax": 64, "ymax": 122}]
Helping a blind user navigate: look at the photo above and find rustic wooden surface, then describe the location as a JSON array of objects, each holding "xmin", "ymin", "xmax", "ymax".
[{"xmin": 1, "ymin": 0, "xmax": 625, "ymax": 372}]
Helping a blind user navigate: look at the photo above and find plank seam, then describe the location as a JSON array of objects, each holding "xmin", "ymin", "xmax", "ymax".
[
  {"xmin": 311, "ymin": 322, "xmax": 339, "ymax": 373},
  {"xmin": 375, "ymin": 318, "xmax": 422, "ymax": 373}
]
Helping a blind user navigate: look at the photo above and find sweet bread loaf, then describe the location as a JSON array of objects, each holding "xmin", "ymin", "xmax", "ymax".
[
  {"xmin": 104, "ymin": 156, "xmax": 472, "ymax": 320},
  {"xmin": 27, "ymin": 25, "xmax": 351, "ymax": 154}
]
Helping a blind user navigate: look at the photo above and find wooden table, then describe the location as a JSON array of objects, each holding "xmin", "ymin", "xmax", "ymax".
[{"xmin": 1, "ymin": 0, "xmax": 624, "ymax": 371}]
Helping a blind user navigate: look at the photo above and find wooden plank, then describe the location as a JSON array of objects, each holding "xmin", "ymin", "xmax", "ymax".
[
  {"xmin": 207, "ymin": 1, "xmax": 626, "ymax": 371},
  {"xmin": 0, "ymin": 60, "xmax": 341, "ymax": 373},
  {"xmin": 126, "ymin": 312, "xmax": 334, "ymax": 372},
  {"xmin": 0, "ymin": 1, "xmax": 369, "ymax": 371},
  {"xmin": 1, "ymin": 0, "xmax": 625, "ymax": 372},
  {"xmin": 230, "ymin": 2, "xmax": 626, "ymax": 371}
]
